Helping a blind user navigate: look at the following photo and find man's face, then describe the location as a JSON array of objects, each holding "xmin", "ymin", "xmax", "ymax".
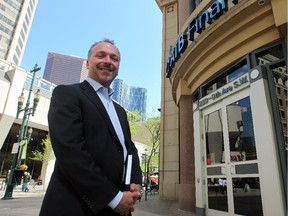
[{"xmin": 86, "ymin": 42, "xmax": 120, "ymax": 88}]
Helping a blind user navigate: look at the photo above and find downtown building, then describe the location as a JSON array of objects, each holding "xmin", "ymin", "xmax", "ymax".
[
  {"xmin": 0, "ymin": 0, "xmax": 38, "ymax": 66},
  {"xmin": 111, "ymin": 78, "xmax": 147, "ymax": 121},
  {"xmin": 0, "ymin": 0, "xmax": 47, "ymax": 180},
  {"xmin": 43, "ymin": 52, "xmax": 88, "ymax": 85},
  {"xmin": 156, "ymin": 0, "xmax": 287, "ymax": 216}
]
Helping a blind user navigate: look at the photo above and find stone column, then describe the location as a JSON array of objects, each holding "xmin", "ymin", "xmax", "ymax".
[{"xmin": 178, "ymin": 95, "xmax": 195, "ymax": 212}]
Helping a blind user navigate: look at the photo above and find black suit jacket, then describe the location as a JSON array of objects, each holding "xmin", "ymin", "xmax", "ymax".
[{"xmin": 39, "ymin": 81, "xmax": 142, "ymax": 216}]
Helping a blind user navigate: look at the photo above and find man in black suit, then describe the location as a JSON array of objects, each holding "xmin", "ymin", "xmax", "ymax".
[{"xmin": 39, "ymin": 39, "xmax": 142, "ymax": 216}]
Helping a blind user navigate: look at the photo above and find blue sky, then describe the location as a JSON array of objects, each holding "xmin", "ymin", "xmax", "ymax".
[{"xmin": 21, "ymin": 0, "xmax": 163, "ymax": 116}]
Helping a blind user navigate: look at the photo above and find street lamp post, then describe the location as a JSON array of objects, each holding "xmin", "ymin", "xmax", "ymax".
[
  {"xmin": 2, "ymin": 64, "xmax": 41, "ymax": 200},
  {"xmin": 144, "ymin": 148, "xmax": 148, "ymax": 201},
  {"xmin": 17, "ymin": 127, "xmax": 33, "ymax": 168}
]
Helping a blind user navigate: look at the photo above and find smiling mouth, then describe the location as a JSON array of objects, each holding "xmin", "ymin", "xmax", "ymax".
[
  {"xmin": 101, "ymin": 68, "xmax": 113, "ymax": 72},
  {"xmin": 97, "ymin": 65, "xmax": 113, "ymax": 72}
]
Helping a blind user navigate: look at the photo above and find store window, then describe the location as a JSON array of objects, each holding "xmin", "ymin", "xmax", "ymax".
[
  {"xmin": 205, "ymin": 109, "xmax": 224, "ymax": 165},
  {"xmin": 207, "ymin": 177, "xmax": 228, "ymax": 212},
  {"xmin": 227, "ymin": 97, "xmax": 256, "ymax": 162},
  {"xmin": 233, "ymin": 177, "xmax": 263, "ymax": 215},
  {"xmin": 203, "ymin": 59, "xmax": 249, "ymax": 96},
  {"xmin": 255, "ymin": 43, "xmax": 284, "ymax": 66}
]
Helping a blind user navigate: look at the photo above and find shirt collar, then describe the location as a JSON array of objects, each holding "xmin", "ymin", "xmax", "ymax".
[{"xmin": 86, "ymin": 77, "xmax": 114, "ymax": 96}]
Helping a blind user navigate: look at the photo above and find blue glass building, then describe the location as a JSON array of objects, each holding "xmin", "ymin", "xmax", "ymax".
[{"xmin": 112, "ymin": 79, "xmax": 147, "ymax": 121}]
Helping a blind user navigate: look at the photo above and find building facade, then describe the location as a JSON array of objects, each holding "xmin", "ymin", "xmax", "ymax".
[
  {"xmin": 112, "ymin": 78, "xmax": 147, "ymax": 119},
  {"xmin": 0, "ymin": 59, "xmax": 53, "ymax": 179},
  {"xmin": 0, "ymin": 0, "xmax": 38, "ymax": 66},
  {"xmin": 43, "ymin": 52, "xmax": 87, "ymax": 85},
  {"xmin": 156, "ymin": 0, "xmax": 287, "ymax": 215}
]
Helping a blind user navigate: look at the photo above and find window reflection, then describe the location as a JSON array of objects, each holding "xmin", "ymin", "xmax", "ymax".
[
  {"xmin": 256, "ymin": 44, "xmax": 284, "ymax": 66},
  {"xmin": 207, "ymin": 178, "xmax": 228, "ymax": 212},
  {"xmin": 204, "ymin": 61, "xmax": 248, "ymax": 96},
  {"xmin": 227, "ymin": 97, "xmax": 257, "ymax": 162},
  {"xmin": 205, "ymin": 110, "xmax": 224, "ymax": 165},
  {"xmin": 233, "ymin": 177, "xmax": 263, "ymax": 215}
]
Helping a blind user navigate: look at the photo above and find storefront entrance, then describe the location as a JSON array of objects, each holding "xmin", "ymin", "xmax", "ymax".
[
  {"xmin": 203, "ymin": 89, "xmax": 262, "ymax": 216},
  {"xmin": 193, "ymin": 67, "xmax": 285, "ymax": 216}
]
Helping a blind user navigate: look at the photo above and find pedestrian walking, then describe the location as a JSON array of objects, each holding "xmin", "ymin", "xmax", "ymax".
[{"xmin": 21, "ymin": 171, "xmax": 31, "ymax": 192}]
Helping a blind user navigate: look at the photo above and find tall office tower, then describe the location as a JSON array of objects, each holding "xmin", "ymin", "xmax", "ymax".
[
  {"xmin": 43, "ymin": 52, "xmax": 88, "ymax": 85},
  {"xmin": 112, "ymin": 78, "xmax": 147, "ymax": 120},
  {"xmin": 112, "ymin": 79, "xmax": 125, "ymax": 104},
  {"xmin": 0, "ymin": 0, "xmax": 38, "ymax": 66}
]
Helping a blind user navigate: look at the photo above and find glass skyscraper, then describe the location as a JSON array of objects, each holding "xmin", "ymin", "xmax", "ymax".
[{"xmin": 112, "ymin": 79, "xmax": 147, "ymax": 120}]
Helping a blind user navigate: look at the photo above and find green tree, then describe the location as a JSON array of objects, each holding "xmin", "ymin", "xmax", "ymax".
[
  {"xmin": 30, "ymin": 135, "xmax": 54, "ymax": 162},
  {"xmin": 128, "ymin": 111, "xmax": 160, "ymax": 177},
  {"xmin": 140, "ymin": 116, "xmax": 160, "ymax": 200},
  {"xmin": 127, "ymin": 111, "xmax": 143, "ymax": 135},
  {"xmin": 143, "ymin": 117, "xmax": 160, "ymax": 178},
  {"xmin": 30, "ymin": 135, "xmax": 55, "ymax": 188}
]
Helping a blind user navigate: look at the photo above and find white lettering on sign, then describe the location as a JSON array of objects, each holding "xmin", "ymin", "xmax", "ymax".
[{"xmin": 197, "ymin": 74, "xmax": 249, "ymax": 109}]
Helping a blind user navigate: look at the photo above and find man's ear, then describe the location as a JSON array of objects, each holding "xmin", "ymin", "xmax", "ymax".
[{"xmin": 86, "ymin": 60, "xmax": 89, "ymax": 69}]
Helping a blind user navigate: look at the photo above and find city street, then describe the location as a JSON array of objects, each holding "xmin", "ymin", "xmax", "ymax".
[{"xmin": 0, "ymin": 185, "xmax": 194, "ymax": 216}]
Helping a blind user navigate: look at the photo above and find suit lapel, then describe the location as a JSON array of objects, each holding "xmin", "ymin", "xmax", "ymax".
[
  {"xmin": 113, "ymin": 101, "xmax": 131, "ymax": 152},
  {"xmin": 80, "ymin": 81, "xmax": 122, "ymax": 147}
]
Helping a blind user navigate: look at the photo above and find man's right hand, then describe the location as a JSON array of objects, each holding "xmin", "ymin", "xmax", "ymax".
[{"xmin": 113, "ymin": 191, "xmax": 139, "ymax": 215}]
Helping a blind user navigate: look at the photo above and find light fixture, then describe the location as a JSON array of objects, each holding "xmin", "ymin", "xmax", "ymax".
[
  {"xmin": 258, "ymin": 0, "xmax": 265, "ymax": 6},
  {"xmin": 17, "ymin": 89, "xmax": 25, "ymax": 119},
  {"xmin": 32, "ymin": 89, "xmax": 41, "ymax": 116},
  {"xmin": 28, "ymin": 127, "xmax": 33, "ymax": 135}
]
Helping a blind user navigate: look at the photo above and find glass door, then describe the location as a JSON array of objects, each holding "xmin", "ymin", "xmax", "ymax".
[{"xmin": 203, "ymin": 89, "xmax": 263, "ymax": 216}]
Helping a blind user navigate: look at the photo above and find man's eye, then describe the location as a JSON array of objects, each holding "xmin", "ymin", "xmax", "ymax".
[
  {"xmin": 111, "ymin": 55, "xmax": 119, "ymax": 62},
  {"xmin": 96, "ymin": 54, "xmax": 104, "ymax": 58}
]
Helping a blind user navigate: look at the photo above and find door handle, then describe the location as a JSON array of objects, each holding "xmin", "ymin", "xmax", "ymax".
[{"xmin": 230, "ymin": 165, "xmax": 236, "ymax": 174}]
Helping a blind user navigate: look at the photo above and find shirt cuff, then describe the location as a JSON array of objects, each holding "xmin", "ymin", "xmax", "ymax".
[{"xmin": 108, "ymin": 191, "xmax": 123, "ymax": 209}]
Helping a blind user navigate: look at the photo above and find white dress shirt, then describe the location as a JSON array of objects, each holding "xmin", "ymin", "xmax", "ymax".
[{"xmin": 86, "ymin": 77, "xmax": 127, "ymax": 209}]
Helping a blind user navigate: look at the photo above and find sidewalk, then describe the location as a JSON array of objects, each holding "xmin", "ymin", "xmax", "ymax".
[
  {"xmin": 0, "ymin": 186, "xmax": 195, "ymax": 216},
  {"xmin": 0, "ymin": 185, "xmax": 45, "ymax": 216},
  {"xmin": 135, "ymin": 194, "xmax": 195, "ymax": 216}
]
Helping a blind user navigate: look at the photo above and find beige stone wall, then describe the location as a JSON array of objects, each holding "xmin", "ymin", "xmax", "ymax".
[{"xmin": 156, "ymin": 0, "xmax": 180, "ymax": 200}]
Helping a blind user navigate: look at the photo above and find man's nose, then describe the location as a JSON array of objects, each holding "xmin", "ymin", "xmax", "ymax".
[{"xmin": 103, "ymin": 56, "xmax": 113, "ymax": 64}]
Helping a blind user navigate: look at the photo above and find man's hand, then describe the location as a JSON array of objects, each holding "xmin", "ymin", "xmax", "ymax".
[
  {"xmin": 113, "ymin": 191, "xmax": 139, "ymax": 215},
  {"xmin": 130, "ymin": 183, "xmax": 141, "ymax": 193},
  {"xmin": 130, "ymin": 184, "xmax": 142, "ymax": 203}
]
